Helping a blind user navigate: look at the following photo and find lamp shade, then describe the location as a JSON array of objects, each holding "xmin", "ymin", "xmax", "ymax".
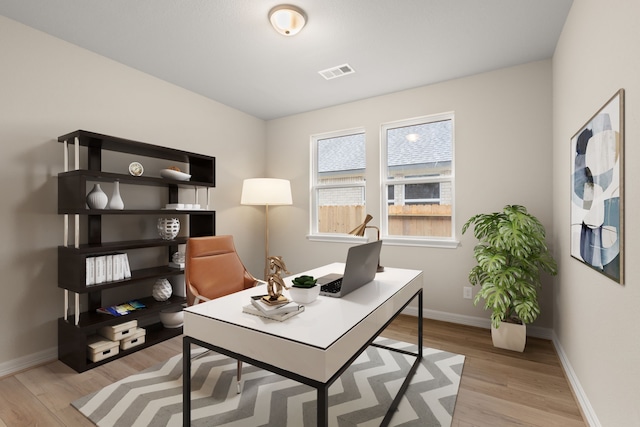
[
  {"xmin": 241, "ymin": 178, "xmax": 292, "ymax": 206},
  {"xmin": 349, "ymin": 214, "xmax": 373, "ymax": 236}
]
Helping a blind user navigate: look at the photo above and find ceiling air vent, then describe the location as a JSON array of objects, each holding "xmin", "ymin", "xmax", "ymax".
[{"xmin": 318, "ymin": 63, "xmax": 355, "ymax": 80}]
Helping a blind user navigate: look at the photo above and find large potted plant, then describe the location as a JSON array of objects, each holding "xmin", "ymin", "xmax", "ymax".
[{"xmin": 462, "ymin": 205, "xmax": 557, "ymax": 351}]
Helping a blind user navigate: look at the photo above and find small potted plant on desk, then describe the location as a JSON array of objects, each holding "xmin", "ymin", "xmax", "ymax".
[
  {"xmin": 288, "ymin": 275, "xmax": 320, "ymax": 304},
  {"xmin": 462, "ymin": 205, "xmax": 558, "ymax": 352}
]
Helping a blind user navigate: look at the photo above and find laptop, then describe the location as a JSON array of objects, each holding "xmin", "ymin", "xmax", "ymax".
[{"xmin": 318, "ymin": 240, "xmax": 383, "ymax": 298}]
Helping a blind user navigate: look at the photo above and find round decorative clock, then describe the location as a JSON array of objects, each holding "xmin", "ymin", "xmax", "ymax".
[{"xmin": 128, "ymin": 161, "xmax": 144, "ymax": 176}]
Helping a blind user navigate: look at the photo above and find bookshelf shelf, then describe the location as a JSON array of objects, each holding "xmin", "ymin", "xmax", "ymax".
[{"xmin": 57, "ymin": 130, "xmax": 215, "ymax": 372}]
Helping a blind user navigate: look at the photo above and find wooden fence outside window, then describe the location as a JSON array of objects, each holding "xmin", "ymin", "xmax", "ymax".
[{"xmin": 318, "ymin": 204, "xmax": 452, "ymax": 237}]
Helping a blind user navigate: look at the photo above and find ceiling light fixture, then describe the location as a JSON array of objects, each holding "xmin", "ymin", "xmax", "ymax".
[{"xmin": 269, "ymin": 5, "xmax": 307, "ymax": 36}]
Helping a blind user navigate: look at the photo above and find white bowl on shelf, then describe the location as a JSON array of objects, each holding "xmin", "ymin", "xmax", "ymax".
[
  {"xmin": 159, "ymin": 309, "xmax": 184, "ymax": 328},
  {"xmin": 160, "ymin": 169, "xmax": 191, "ymax": 181}
]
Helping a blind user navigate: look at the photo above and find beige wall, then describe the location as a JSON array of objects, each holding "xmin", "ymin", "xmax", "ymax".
[
  {"xmin": 553, "ymin": 1, "xmax": 640, "ymax": 425},
  {"xmin": 266, "ymin": 60, "xmax": 555, "ymax": 329},
  {"xmin": 0, "ymin": 16, "xmax": 266, "ymax": 368}
]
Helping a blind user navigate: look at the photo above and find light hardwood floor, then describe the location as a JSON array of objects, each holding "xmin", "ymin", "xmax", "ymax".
[{"xmin": 0, "ymin": 317, "xmax": 586, "ymax": 427}]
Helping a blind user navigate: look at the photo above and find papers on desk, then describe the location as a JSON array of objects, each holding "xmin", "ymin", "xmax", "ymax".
[{"xmin": 243, "ymin": 295, "xmax": 304, "ymax": 321}]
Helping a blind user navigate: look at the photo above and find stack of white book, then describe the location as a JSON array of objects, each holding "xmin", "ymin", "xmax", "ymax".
[
  {"xmin": 86, "ymin": 253, "xmax": 131, "ymax": 286},
  {"xmin": 242, "ymin": 295, "xmax": 304, "ymax": 321}
]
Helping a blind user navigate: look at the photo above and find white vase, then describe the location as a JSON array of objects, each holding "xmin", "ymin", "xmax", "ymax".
[
  {"xmin": 108, "ymin": 180, "xmax": 124, "ymax": 210},
  {"xmin": 152, "ymin": 278, "xmax": 173, "ymax": 301},
  {"xmin": 86, "ymin": 184, "xmax": 108, "ymax": 209}
]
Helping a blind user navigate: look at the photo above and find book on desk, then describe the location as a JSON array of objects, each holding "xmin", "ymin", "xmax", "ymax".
[{"xmin": 243, "ymin": 295, "xmax": 304, "ymax": 321}]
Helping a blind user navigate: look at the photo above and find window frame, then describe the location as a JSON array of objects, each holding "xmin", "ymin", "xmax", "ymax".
[
  {"xmin": 380, "ymin": 113, "xmax": 459, "ymax": 248},
  {"xmin": 308, "ymin": 127, "xmax": 368, "ymax": 243}
]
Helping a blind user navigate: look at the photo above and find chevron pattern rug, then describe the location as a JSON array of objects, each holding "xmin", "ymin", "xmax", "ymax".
[{"xmin": 73, "ymin": 338, "xmax": 464, "ymax": 427}]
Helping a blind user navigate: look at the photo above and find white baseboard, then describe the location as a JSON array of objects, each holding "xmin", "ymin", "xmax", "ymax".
[
  {"xmin": 401, "ymin": 306, "xmax": 554, "ymax": 339},
  {"xmin": 0, "ymin": 347, "xmax": 57, "ymax": 378},
  {"xmin": 551, "ymin": 331, "xmax": 601, "ymax": 427}
]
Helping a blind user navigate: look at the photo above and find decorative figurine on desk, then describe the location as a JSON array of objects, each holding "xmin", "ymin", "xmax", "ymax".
[{"xmin": 264, "ymin": 256, "xmax": 290, "ymax": 304}]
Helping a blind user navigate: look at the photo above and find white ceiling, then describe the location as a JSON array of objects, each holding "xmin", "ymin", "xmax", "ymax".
[{"xmin": 0, "ymin": 0, "xmax": 573, "ymax": 120}]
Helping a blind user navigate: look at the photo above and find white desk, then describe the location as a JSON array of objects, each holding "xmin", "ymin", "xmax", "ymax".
[{"xmin": 183, "ymin": 263, "xmax": 423, "ymax": 426}]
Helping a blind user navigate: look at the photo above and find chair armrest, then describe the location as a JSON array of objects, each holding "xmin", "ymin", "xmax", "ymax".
[{"xmin": 193, "ymin": 294, "xmax": 211, "ymax": 305}]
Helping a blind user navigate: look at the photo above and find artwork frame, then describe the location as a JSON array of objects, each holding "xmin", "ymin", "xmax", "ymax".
[{"xmin": 570, "ymin": 89, "xmax": 624, "ymax": 284}]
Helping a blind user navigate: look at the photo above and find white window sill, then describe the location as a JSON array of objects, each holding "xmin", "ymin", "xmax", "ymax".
[
  {"xmin": 307, "ymin": 234, "xmax": 459, "ymax": 248},
  {"xmin": 306, "ymin": 234, "xmax": 368, "ymax": 244},
  {"xmin": 382, "ymin": 237, "xmax": 460, "ymax": 249}
]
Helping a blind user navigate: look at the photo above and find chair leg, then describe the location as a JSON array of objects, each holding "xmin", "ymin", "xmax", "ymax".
[{"xmin": 237, "ymin": 360, "xmax": 242, "ymax": 394}]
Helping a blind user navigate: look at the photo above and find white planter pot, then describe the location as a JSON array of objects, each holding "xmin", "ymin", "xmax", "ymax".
[
  {"xmin": 491, "ymin": 321, "xmax": 526, "ymax": 352},
  {"xmin": 288, "ymin": 285, "xmax": 320, "ymax": 304}
]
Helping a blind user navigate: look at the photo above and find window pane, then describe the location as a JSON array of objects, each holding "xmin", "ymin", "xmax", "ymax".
[
  {"xmin": 383, "ymin": 115, "xmax": 454, "ymax": 240},
  {"xmin": 313, "ymin": 131, "xmax": 366, "ymax": 235},
  {"xmin": 389, "ymin": 184, "xmax": 440, "ymax": 203},
  {"xmin": 318, "ymin": 133, "xmax": 366, "ymax": 179},
  {"xmin": 387, "ymin": 202, "xmax": 452, "ymax": 237},
  {"xmin": 386, "ymin": 120, "xmax": 452, "ymax": 180},
  {"xmin": 317, "ymin": 187, "xmax": 365, "ymax": 233}
]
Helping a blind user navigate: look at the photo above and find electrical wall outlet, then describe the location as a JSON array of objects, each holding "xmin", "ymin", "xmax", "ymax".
[{"xmin": 463, "ymin": 286, "xmax": 473, "ymax": 299}]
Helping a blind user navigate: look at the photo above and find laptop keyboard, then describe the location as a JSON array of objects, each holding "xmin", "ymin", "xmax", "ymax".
[{"xmin": 320, "ymin": 278, "xmax": 342, "ymax": 294}]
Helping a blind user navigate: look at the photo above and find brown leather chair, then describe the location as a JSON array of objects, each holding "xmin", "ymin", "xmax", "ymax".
[{"xmin": 185, "ymin": 235, "xmax": 262, "ymax": 392}]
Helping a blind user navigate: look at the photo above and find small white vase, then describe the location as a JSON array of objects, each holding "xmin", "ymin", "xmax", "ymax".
[
  {"xmin": 86, "ymin": 184, "xmax": 108, "ymax": 209},
  {"xmin": 108, "ymin": 180, "xmax": 124, "ymax": 210}
]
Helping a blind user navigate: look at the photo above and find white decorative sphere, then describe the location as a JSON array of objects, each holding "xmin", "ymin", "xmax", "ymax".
[
  {"xmin": 157, "ymin": 218, "xmax": 180, "ymax": 240},
  {"xmin": 152, "ymin": 278, "xmax": 173, "ymax": 301}
]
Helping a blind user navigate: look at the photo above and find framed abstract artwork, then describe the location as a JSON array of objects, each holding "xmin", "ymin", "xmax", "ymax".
[{"xmin": 570, "ymin": 89, "xmax": 624, "ymax": 284}]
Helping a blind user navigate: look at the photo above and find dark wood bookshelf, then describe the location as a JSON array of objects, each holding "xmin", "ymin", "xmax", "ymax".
[{"xmin": 57, "ymin": 130, "xmax": 215, "ymax": 372}]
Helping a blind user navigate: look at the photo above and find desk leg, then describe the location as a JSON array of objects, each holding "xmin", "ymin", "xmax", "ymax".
[
  {"xmin": 183, "ymin": 337, "xmax": 192, "ymax": 426},
  {"xmin": 380, "ymin": 289, "xmax": 424, "ymax": 426},
  {"xmin": 418, "ymin": 289, "xmax": 423, "ymax": 357},
  {"xmin": 317, "ymin": 385, "xmax": 329, "ymax": 427}
]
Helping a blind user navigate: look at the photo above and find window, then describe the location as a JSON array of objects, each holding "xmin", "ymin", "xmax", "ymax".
[
  {"xmin": 311, "ymin": 129, "xmax": 366, "ymax": 236},
  {"xmin": 381, "ymin": 113, "xmax": 455, "ymax": 245}
]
